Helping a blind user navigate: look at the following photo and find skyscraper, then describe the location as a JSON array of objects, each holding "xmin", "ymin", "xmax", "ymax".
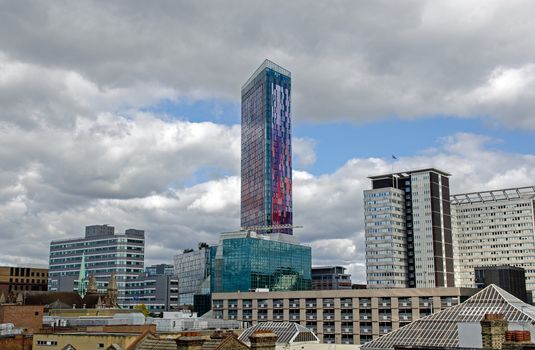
[
  {"xmin": 364, "ymin": 168, "xmax": 455, "ymax": 288},
  {"xmin": 241, "ymin": 59, "xmax": 292, "ymax": 234}
]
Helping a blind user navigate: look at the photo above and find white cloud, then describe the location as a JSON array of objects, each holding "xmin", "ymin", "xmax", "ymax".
[
  {"xmin": 293, "ymin": 137, "xmax": 317, "ymax": 168},
  {"xmin": 1, "ymin": 124, "xmax": 535, "ymax": 284}
]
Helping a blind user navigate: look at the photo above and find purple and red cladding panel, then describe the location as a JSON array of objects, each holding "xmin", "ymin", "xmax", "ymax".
[{"xmin": 241, "ymin": 61, "xmax": 292, "ymax": 234}]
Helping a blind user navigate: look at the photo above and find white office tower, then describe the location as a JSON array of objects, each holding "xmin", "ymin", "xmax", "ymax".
[
  {"xmin": 364, "ymin": 169, "xmax": 455, "ymax": 289},
  {"xmin": 451, "ymin": 186, "xmax": 535, "ymax": 301}
]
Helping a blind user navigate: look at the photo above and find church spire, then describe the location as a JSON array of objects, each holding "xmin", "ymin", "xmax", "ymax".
[{"xmin": 77, "ymin": 253, "xmax": 87, "ymax": 298}]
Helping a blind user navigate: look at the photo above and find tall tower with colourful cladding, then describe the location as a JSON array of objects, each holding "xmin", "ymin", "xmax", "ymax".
[{"xmin": 241, "ymin": 59, "xmax": 292, "ymax": 234}]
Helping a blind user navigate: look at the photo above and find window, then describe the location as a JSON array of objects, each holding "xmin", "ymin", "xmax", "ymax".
[{"xmin": 36, "ymin": 340, "xmax": 58, "ymax": 346}]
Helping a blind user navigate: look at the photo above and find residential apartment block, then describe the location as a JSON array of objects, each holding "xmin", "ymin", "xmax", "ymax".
[
  {"xmin": 212, "ymin": 287, "xmax": 476, "ymax": 345},
  {"xmin": 241, "ymin": 59, "xmax": 293, "ymax": 234},
  {"xmin": 48, "ymin": 224, "xmax": 145, "ymax": 307},
  {"xmin": 452, "ymin": 186, "xmax": 535, "ymax": 301},
  {"xmin": 364, "ymin": 169, "xmax": 455, "ymax": 289}
]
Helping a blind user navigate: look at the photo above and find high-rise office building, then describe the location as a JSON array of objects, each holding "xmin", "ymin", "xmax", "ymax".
[
  {"xmin": 210, "ymin": 231, "xmax": 311, "ymax": 293},
  {"xmin": 48, "ymin": 224, "xmax": 145, "ymax": 307},
  {"xmin": 451, "ymin": 186, "xmax": 535, "ymax": 301},
  {"xmin": 364, "ymin": 169, "xmax": 455, "ymax": 288},
  {"xmin": 123, "ymin": 264, "xmax": 179, "ymax": 314},
  {"xmin": 241, "ymin": 59, "xmax": 292, "ymax": 234}
]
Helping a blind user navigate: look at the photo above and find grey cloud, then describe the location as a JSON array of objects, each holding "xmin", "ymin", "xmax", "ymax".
[{"xmin": 1, "ymin": 1, "xmax": 535, "ymax": 128}]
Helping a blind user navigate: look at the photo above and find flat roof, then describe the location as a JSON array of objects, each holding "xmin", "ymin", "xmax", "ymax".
[
  {"xmin": 241, "ymin": 59, "xmax": 291, "ymax": 91},
  {"xmin": 451, "ymin": 186, "xmax": 535, "ymax": 205},
  {"xmin": 368, "ymin": 168, "xmax": 451, "ymax": 180},
  {"xmin": 213, "ymin": 287, "xmax": 477, "ymax": 299}
]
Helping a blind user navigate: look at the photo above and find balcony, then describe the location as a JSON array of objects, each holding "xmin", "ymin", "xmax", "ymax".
[
  {"xmin": 306, "ymin": 303, "xmax": 317, "ymax": 308},
  {"xmin": 360, "ymin": 315, "xmax": 371, "ymax": 321},
  {"xmin": 323, "ymin": 327, "xmax": 334, "ymax": 334},
  {"xmin": 360, "ymin": 328, "xmax": 372, "ymax": 334},
  {"xmin": 243, "ymin": 304, "xmax": 252, "ymax": 308},
  {"xmin": 381, "ymin": 328, "xmax": 392, "ymax": 334},
  {"xmin": 342, "ymin": 302, "xmax": 352, "ymax": 308},
  {"xmin": 324, "ymin": 314, "xmax": 334, "ymax": 320},
  {"xmin": 273, "ymin": 303, "xmax": 282, "ymax": 308},
  {"xmin": 400, "ymin": 315, "xmax": 412, "ymax": 321},
  {"xmin": 380, "ymin": 315, "xmax": 391, "ymax": 321},
  {"xmin": 342, "ymin": 315, "xmax": 353, "ymax": 321},
  {"xmin": 291, "ymin": 315, "xmax": 300, "ymax": 321},
  {"xmin": 274, "ymin": 315, "xmax": 283, "ymax": 320},
  {"xmin": 307, "ymin": 315, "xmax": 316, "ymax": 320},
  {"xmin": 342, "ymin": 327, "xmax": 353, "ymax": 334}
]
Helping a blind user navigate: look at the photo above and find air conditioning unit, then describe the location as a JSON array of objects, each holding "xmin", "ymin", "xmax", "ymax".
[
  {"xmin": 309, "ymin": 303, "xmax": 314, "ymax": 307},
  {"xmin": 344, "ymin": 303, "xmax": 349, "ymax": 307},
  {"xmin": 423, "ymin": 302, "xmax": 429, "ymax": 306},
  {"xmin": 326, "ymin": 303, "xmax": 331, "ymax": 307},
  {"xmin": 403, "ymin": 316, "xmax": 408, "ymax": 320},
  {"xmin": 362, "ymin": 303, "xmax": 368, "ymax": 307},
  {"xmin": 402, "ymin": 302, "xmax": 408, "ymax": 306},
  {"xmin": 275, "ymin": 304, "xmax": 280, "ymax": 307}
]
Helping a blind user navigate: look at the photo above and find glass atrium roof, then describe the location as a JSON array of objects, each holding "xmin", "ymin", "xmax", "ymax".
[
  {"xmin": 362, "ymin": 284, "xmax": 535, "ymax": 350},
  {"xmin": 238, "ymin": 322, "xmax": 319, "ymax": 345}
]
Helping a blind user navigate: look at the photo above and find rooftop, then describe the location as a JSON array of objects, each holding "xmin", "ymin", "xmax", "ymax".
[
  {"xmin": 368, "ymin": 168, "xmax": 451, "ymax": 180},
  {"xmin": 451, "ymin": 186, "xmax": 535, "ymax": 205},
  {"xmin": 241, "ymin": 59, "xmax": 291, "ymax": 91},
  {"xmin": 361, "ymin": 284, "xmax": 535, "ymax": 350},
  {"xmin": 238, "ymin": 322, "xmax": 319, "ymax": 345}
]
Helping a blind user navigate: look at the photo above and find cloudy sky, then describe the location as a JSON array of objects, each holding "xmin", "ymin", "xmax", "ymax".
[{"xmin": 1, "ymin": 1, "xmax": 535, "ymax": 283}]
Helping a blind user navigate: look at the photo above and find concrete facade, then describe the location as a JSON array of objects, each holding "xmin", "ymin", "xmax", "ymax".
[
  {"xmin": 212, "ymin": 287, "xmax": 476, "ymax": 345},
  {"xmin": 0, "ymin": 266, "xmax": 48, "ymax": 294},
  {"xmin": 451, "ymin": 186, "xmax": 535, "ymax": 300},
  {"xmin": 364, "ymin": 169, "xmax": 455, "ymax": 289}
]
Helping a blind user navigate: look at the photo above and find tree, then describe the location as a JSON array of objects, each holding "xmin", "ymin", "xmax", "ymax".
[
  {"xmin": 183, "ymin": 248, "xmax": 194, "ymax": 253},
  {"xmin": 198, "ymin": 242, "xmax": 210, "ymax": 250},
  {"xmin": 134, "ymin": 303, "xmax": 149, "ymax": 317}
]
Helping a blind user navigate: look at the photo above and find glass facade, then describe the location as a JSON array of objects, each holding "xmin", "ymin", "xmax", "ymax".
[
  {"xmin": 174, "ymin": 248, "xmax": 211, "ymax": 306},
  {"xmin": 211, "ymin": 234, "xmax": 311, "ymax": 293},
  {"xmin": 241, "ymin": 59, "xmax": 292, "ymax": 234}
]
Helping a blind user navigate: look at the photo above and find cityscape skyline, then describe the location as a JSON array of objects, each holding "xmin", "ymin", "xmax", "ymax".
[{"xmin": 1, "ymin": 2, "xmax": 535, "ymax": 286}]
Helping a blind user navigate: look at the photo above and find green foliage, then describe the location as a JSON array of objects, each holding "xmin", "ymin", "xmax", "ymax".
[{"xmin": 134, "ymin": 303, "xmax": 149, "ymax": 317}]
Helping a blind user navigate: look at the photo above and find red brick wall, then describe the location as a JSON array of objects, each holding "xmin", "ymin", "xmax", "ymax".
[
  {"xmin": 0, "ymin": 335, "xmax": 33, "ymax": 350},
  {"xmin": 0, "ymin": 305, "xmax": 44, "ymax": 333}
]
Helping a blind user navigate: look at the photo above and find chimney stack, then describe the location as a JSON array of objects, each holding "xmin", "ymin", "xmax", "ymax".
[
  {"xmin": 481, "ymin": 314, "xmax": 508, "ymax": 350},
  {"xmin": 249, "ymin": 330, "xmax": 277, "ymax": 350},
  {"xmin": 176, "ymin": 332, "xmax": 206, "ymax": 350}
]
